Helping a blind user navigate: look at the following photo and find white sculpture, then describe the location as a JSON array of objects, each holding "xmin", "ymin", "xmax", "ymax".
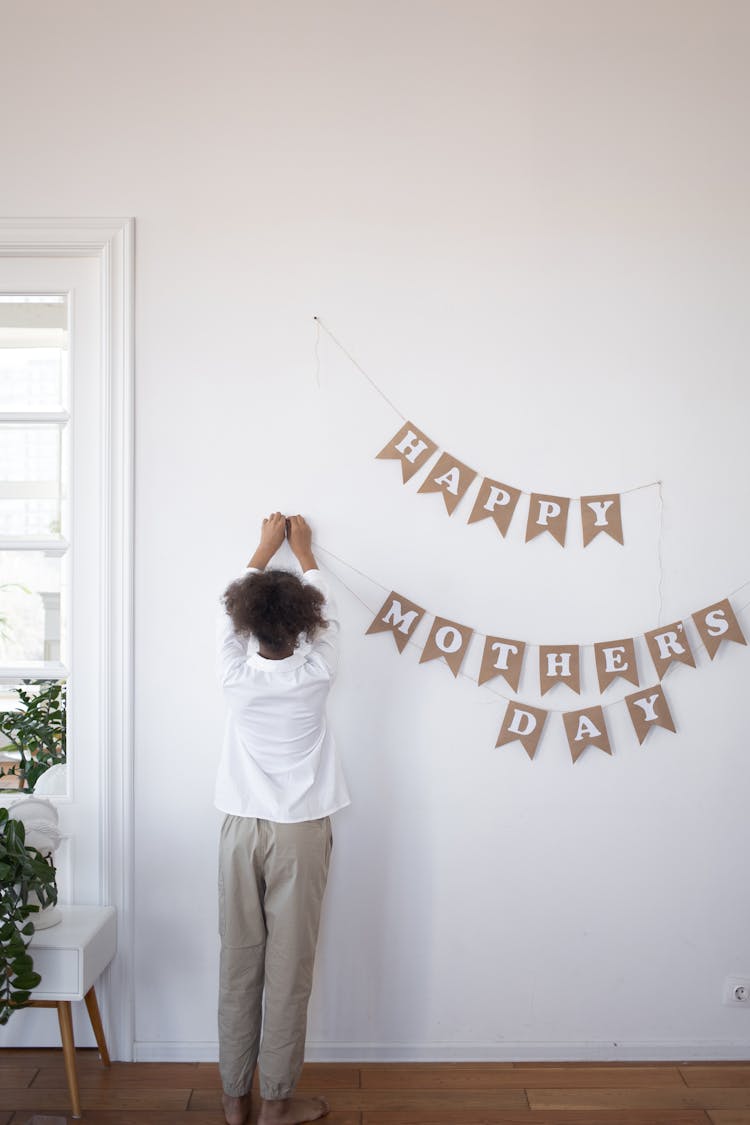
[{"xmin": 7, "ymin": 796, "xmax": 64, "ymax": 929}]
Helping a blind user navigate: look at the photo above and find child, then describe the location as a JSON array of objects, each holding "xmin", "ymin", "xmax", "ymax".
[{"xmin": 215, "ymin": 513, "xmax": 349, "ymax": 1125}]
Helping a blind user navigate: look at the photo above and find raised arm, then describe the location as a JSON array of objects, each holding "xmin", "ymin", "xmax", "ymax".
[
  {"xmin": 287, "ymin": 515, "xmax": 339, "ymax": 676},
  {"xmin": 217, "ymin": 512, "xmax": 288, "ymax": 687}
]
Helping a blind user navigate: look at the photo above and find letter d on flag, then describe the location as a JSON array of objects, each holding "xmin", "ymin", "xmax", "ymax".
[{"xmin": 496, "ymin": 703, "xmax": 548, "ymax": 760}]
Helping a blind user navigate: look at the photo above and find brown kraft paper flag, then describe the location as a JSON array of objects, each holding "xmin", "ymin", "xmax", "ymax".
[
  {"xmin": 365, "ymin": 592, "xmax": 425, "ymax": 653},
  {"xmin": 467, "ymin": 478, "xmax": 521, "ymax": 536},
  {"xmin": 692, "ymin": 599, "xmax": 747, "ymax": 660},
  {"xmin": 594, "ymin": 637, "xmax": 639, "ymax": 693},
  {"xmin": 563, "ymin": 706, "xmax": 612, "ymax": 763},
  {"xmin": 376, "ymin": 421, "xmax": 438, "ymax": 483},
  {"xmin": 417, "ymin": 451, "xmax": 477, "ymax": 515},
  {"xmin": 581, "ymin": 494, "xmax": 624, "ymax": 546},
  {"xmin": 625, "ymin": 684, "xmax": 676, "ymax": 745},
  {"xmin": 525, "ymin": 494, "xmax": 570, "ymax": 547},
  {"xmin": 644, "ymin": 621, "xmax": 695, "ymax": 679},
  {"xmin": 419, "ymin": 617, "xmax": 474, "ymax": 677},
  {"xmin": 496, "ymin": 703, "xmax": 547, "ymax": 760},
  {"xmin": 478, "ymin": 636, "xmax": 526, "ymax": 691},
  {"xmin": 539, "ymin": 645, "xmax": 581, "ymax": 695}
]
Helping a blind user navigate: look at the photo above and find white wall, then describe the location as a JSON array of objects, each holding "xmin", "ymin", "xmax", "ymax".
[{"xmin": 3, "ymin": 0, "xmax": 750, "ymax": 1060}]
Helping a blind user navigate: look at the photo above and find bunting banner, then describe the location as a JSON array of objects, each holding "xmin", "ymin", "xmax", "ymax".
[
  {"xmin": 419, "ymin": 617, "xmax": 473, "ymax": 677},
  {"xmin": 365, "ymin": 591, "xmax": 425, "ymax": 652},
  {"xmin": 478, "ymin": 636, "xmax": 526, "ymax": 690},
  {"xmin": 625, "ymin": 684, "xmax": 676, "ymax": 744},
  {"xmin": 539, "ymin": 645, "xmax": 581, "ymax": 695},
  {"xmin": 525, "ymin": 494, "xmax": 570, "ymax": 547},
  {"xmin": 581, "ymin": 494, "xmax": 624, "ymax": 546},
  {"xmin": 467, "ymin": 478, "xmax": 522, "ymax": 536},
  {"xmin": 417, "ymin": 452, "xmax": 477, "ymax": 515},
  {"xmin": 691, "ymin": 599, "xmax": 747, "ymax": 660},
  {"xmin": 644, "ymin": 621, "xmax": 696, "ymax": 679},
  {"xmin": 375, "ymin": 421, "xmax": 643, "ymax": 547},
  {"xmin": 594, "ymin": 637, "xmax": 640, "ymax": 693},
  {"xmin": 496, "ymin": 703, "xmax": 548, "ymax": 760},
  {"xmin": 563, "ymin": 706, "xmax": 613, "ymax": 763},
  {"xmin": 361, "ymin": 581, "xmax": 747, "ymax": 763},
  {"xmin": 376, "ymin": 422, "xmax": 438, "ymax": 483}
]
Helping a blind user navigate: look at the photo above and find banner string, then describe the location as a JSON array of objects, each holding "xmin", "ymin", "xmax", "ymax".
[
  {"xmin": 312, "ymin": 540, "xmax": 750, "ymax": 670},
  {"xmin": 313, "ymin": 314, "xmax": 660, "ymax": 502},
  {"xmin": 656, "ymin": 480, "xmax": 665, "ymax": 626}
]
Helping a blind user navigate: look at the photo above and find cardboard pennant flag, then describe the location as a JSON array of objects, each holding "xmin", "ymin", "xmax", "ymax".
[
  {"xmin": 581, "ymin": 494, "xmax": 624, "ymax": 546},
  {"xmin": 525, "ymin": 494, "xmax": 570, "ymax": 547},
  {"xmin": 562, "ymin": 706, "xmax": 612, "ymax": 763},
  {"xmin": 478, "ymin": 636, "xmax": 526, "ymax": 691},
  {"xmin": 365, "ymin": 591, "xmax": 425, "ymax": 653},
  {"xmin": 594, "ymin": 637, "xmax": 639, "ymax": 693},
  {"xmin": 692, "ymin": 599, "xmax": 747, "ymax": 660},
  {"xmin": 644, "ymin": 621, "xmax": 696, "ymax": 679},
  {"xmin": 419, "ymin": 617, "xmax": 474, "ymax": 677},
  {"xmin": 417, "ymin": 451, "xmax": 477, "ymax": 515},
  {"xmin": 625, "ymin": 683, "xmax": 676, "ymax": 745},
  {"xmin": 376, "ymin": 422, "xmax": 438, "ymax": 483},
  {"xmin": 467, "ymin": 478, "xmax": 522, "ymax": 537},
  {"xmin": 496, "ymin": 702, "xmax": 547, "ymax": 760},
  {"xmin": 539, "ymin": 645, "xmax": 581, "ymax": 695}
]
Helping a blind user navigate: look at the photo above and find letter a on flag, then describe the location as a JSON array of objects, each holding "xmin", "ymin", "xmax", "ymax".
[{"xmin": 562, "ymin": 706, "xmax": 612, "ymax": 763}]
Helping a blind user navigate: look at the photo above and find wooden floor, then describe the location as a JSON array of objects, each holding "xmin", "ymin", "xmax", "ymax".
[{"xmin": 0, "ymin": 1053, "xmax": 749, "ymax": 1124}]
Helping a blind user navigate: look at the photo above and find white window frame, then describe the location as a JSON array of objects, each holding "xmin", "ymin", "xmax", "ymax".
[{"xmin": 0, "ymin": 218, "xmax": 135, "ymax": 1059}]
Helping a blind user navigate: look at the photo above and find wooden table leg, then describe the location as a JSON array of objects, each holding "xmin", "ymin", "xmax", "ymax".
[
  {"xmin": 84, "ymin": 984, "xmax": 111, "ymax": 1067},
  {"xmin": 56, "ymin": 999, "xmax": 82, "ymax": 1119}
]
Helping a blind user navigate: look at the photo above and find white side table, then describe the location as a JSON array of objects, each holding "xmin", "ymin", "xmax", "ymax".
[{"xmin": 26, "ymin": 904, "xmax": 117, "ymax": 1118}]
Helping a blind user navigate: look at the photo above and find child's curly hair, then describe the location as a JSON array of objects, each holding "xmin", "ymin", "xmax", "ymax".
[{"xmin": 223, "ymin": 569, "xmax": 328, "ymax": 653}]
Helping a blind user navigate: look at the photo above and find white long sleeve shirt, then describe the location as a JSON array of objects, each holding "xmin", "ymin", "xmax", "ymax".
[{"xmin": 214, "ymin": 567, "xmax": 350, "ymax": 822}]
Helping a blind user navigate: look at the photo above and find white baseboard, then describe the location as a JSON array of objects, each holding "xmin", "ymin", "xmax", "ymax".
[{"xmin": 133, "ymin": 1039, "xmax": 750, "ymax": 1063}]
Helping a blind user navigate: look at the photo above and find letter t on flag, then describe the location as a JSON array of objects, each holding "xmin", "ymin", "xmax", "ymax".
[
  {"xmin": 366, "ymin": 592, "xmax": 425, "ymax": 653},
  {"xmin": 496, "ymin": 703, "xmax": 547, "ymax": 760}
]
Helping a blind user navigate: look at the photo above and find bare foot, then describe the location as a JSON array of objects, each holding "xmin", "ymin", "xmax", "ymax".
[
  {"xmin": 257, "ymin": 1095, "xmax": 330, "ymax": 1124},
  {"xmin": 222, "ymin": 1091, "xmax": 252, "ymax": 1125}
]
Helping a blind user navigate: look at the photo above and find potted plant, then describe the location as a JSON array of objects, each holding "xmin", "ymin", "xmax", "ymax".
[
  {"xmin": 0, "ymin": 805, "xmax": 58, "ymax": 1024},
  {"xmin": 0, "ymin": 680, "xmax": 66, "ymax": 792}
]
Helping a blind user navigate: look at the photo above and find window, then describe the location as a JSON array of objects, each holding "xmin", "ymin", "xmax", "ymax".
[{"xmin": 0, "ymin": 296, "xmax": 69, "ymax": 791}]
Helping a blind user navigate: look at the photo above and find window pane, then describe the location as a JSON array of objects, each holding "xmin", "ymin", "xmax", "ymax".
[
  {"xmin": 0, "ymin": 297, "xmax": 68, "ymax": 410},
  {"xmin": 0, "ymin": 423, "xmax": 63, "ymax": 537},
  {"xmin": 0, "ymin": 348, "xmax": 66, "ymax": 410},
  {"xmin": 0, "ymin": 552, "xmax": 63, "ymax": 663}
]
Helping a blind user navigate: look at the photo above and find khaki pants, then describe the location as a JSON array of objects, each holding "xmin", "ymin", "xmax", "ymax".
[{"xmin": 218, "ymin": 815, "xmax": 332, "ymax": 1100}]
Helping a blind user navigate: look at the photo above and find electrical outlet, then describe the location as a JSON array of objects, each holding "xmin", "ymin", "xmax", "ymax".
[{"xmin": 723, "ymin": 977, "xmax": 750, "ymax": 1005}]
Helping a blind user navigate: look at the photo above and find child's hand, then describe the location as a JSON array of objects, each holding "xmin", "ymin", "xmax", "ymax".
[
  {"xmin": 287, "ymin": 515, "xmax": 317, "ymax": 571},
  {"xmin": 260, "ymin": 512, "xmax": 287, "ymax": 554},
  {"xmin": 247, "ymin": 512, "xmax": 286, "ymax": 569}
]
